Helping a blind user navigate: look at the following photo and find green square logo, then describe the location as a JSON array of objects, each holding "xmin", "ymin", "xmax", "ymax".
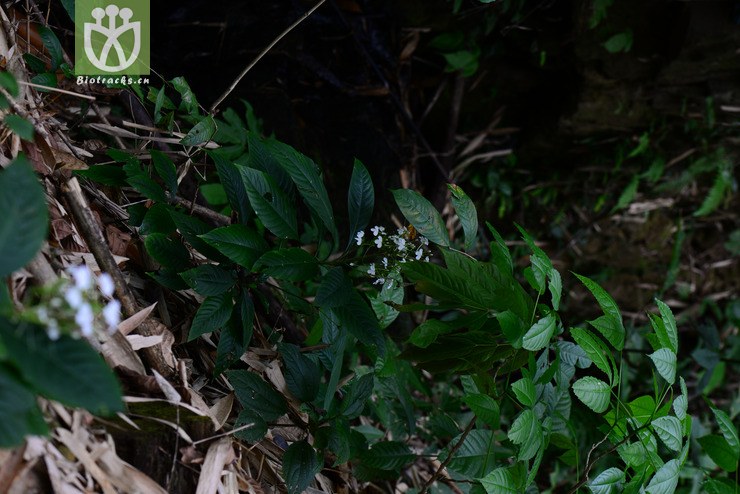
[{"xmin": 75, "ymin": 0, "xmax": 150, "ymax": 76}]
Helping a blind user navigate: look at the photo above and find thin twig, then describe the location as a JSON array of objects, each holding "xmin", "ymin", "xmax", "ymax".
[
  {"xmin": 420, "ymin": 417, "xmax": 477, "ymax": 494},
  {"xmin": 209, "ymin": 0, "xmax": 327, "ymax": 113}
]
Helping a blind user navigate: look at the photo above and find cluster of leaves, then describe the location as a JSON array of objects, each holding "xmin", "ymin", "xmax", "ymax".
[{"xmin": 0, "ymin": 155, "xmax": 122, "ymax": 447}]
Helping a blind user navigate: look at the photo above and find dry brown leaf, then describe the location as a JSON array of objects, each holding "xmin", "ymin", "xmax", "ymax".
[
  {"xmin": 118, "ymin": 302, "xmax": 157, "ymax": 336},
  {"xmin": 195, "ymin": 437, "xmax": 235, "ymax": 494}
]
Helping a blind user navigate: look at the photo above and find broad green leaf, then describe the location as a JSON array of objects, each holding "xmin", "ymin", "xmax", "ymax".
[
  {"xmin": 486, "ymin": 222, "xmax": 513, "ymax": 275},
  {"xmin": 188, "ymin": 293, "xmax": 233, "ymax": 340},
  {"xmin": 3, "ymin": 114, "xmax": 34, "ymax": 141},
  {"xmin": 38, "ymin": 26, "xmax": 63, "ymax": 69},
  {"xmin": 611, "ymin": 175, "xmax": 639, "ymax": 213},
  {"xmin": 280, "ymin": 343, "xmax": 320, "ymax": 402},
  {"xmin": 628, "ymin": 395, "xmax": 657, "ymax": 426},
  {"xmin": 392, "ymin": 189, "xmax": 450, "ymax": 247},
  {"xmin": 646, "ymin": 459, "xmax": 679, "ymax": 494},
  {"xmin": 227, "ymin": 369, "xmax": 287, "ymax": 422},
  {"xmin": 442, "ymin": 429, "xmax": 497, "ymax": 477},
  {"xmin": 548, "ymin": 267, "xmax": 562, "ymax": 311},
  {"xmin": 283, "ymin": 440, "xmax": 321, "ymax": 494},
  {"xmin": 408, "ymin": 319, "xmax": 452, "ymax": 348},
  {"xmin": 150, "ymin": 149, "xmax": 178, "ymax": 194},
  {"xmin": 712, "ymin": 407, "xmax": 740, "ymax": 457},
  {"xmin": 171, "ymin": 76, "xmax": 199, "ymax": 114},
  {"xmin": 703, "ymin": 478, "xmax": 739, "ymax": 494},
  {"xmin": 332, "ymin": 291, "xmax": 385, "ymax": 352},
  {"xmin": 315, "ymin": 267, "xmax": 354, "ymax": 308},
  {"xmin": 361, "ymin": 441, "xmax": 415, "ymax": 470},
  {"xmin": 522, "ymin": 313, "xmax": 556, "ymax": 351},
  {"xmin": 170, "ymin": 210, "xmax": 228, "ymax": 261},
  {"xmin": 649, "ymin": 348, "xmax": 676, "ymax": 384},
  {"xmin": 233, "ymin": 409, "xmax": 267, "ymax": 443},
  {"xmin": 694, "ymin": 167, "xmax": 732, "ymax": 217},
  {"xmin": 572, "ymin": 376, "xmax": 611, "ymax": 413},
  {"xmin": 200, "ymin": 184, "xmax": 227, "ymax": 204},
  {"xmin": 498, "ymin": 310, "xmax": 526, "ymax": 348},
  {"xmin": 0, "ymin": 319, "xmax": 122, "ymax": 415},
  {"xmin": 508, "ymin": 409, "xmax": 542, "ymax": 461},
  {"xmin": 209, "ymin": 150, "xmax": 252, "ymax": 222},
  {"xmin": 269, "ymin": 140, "xmax": 337, "ymax": 241},
  {"xmin": 347, "ymin": 159, "xmax": 374, "ymax": 248},
  {"xmin": 651, "ymin": 416, "xmax": 682, "ymax": 452},
  {"xmin": 515, "ymin": 224, "xmax": 554, "ymax": 270},
  {"xmin": 448, "ymin": 183, "xmax": 478, "ymax": 250},
  {"xmin": 127, "ymin": 174, "xmax": 168, "ymax": 202},
  {"xmin": 603, "ymin": 31, "xmax": 633, "ymax": 53},
  {"xmin": 75, "ymin": 165, "xmax": 128, "ymax": 186},
  {"xmin": 464, "ymin": 393, "xmax": 500, "ymax": 428},
  {"xmin": 589, "ymin": 467, "xmax": 625, "ymax": 494},
  {"xmin": 180, "ymin": 115, "xmax": 217, "ymax": 146},
  {"xmin": 0, "ymin": 364, "xmax": 48, "ymax": 447},
  {"xmin": 240, "ymin": 167, "xmax": 298, "ymax": 239},
  {"xmin": 479, "ymin": 467, "xmax": 517, "ymax": 494},
  {"xmin": 570, "ymin": 327, "xmax": 614, "ymax": 384},
  {"xmin": 402, "ymin": 261, "xmax": 490, "ymax": 311},
  {"xmin": 180, "ymin": 265, "xmax": 236, "ymax": 296},
  {"xmin": 511, "ymin": 377, "xmax": 536, "ymax": 407},
  {"xmin": 200, "ymin": 225, "xmax": 268, "ymax": 269},
  {"xmin": 144, "ymin": 233, "xmax": 191, "ymax": 272},
  {"xmin": 247, "ymin": 134, "xmax": 294, "ymax": 193},
  {"xmin": 256, "ymin": 248, "xmax": 319, "ymax": 281},
  {"xmin": 340, "ymin": 373, "xmax": 374, "ymax": 419},
  {"xmin": 654, "ymin": 299, "xmax": 679, "ymax": 353},
  {"xmin": 699, "ymin": 435, "xmax": 738, "ymax": 472},
  {"xmin": 140, "ymin": 203, "xmax": 176, "ymax": 235},
  {"xmin": 0, "ymin": 71, "xmax": 19, "ymax": 96},
  {"xmin": 574, "ymin": 273, "xmax": 625, "ymax": 350},
  {"xmin": 558, "ymin": 341, "xmax": 592, "ymax": 368},
  {"xmin": 0, "ymin": 155, "xmax": 48, "ymax": 276}
]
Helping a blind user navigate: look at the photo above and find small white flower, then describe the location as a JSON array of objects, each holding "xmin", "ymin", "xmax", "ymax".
[
  {"xmin": 415, "ymin": 248, "xmax": 423, "ymax": 260},
  {"xmin": 75, "ymin": 303, "xmax": 94, "ymax": 337},
  {"xmin": 397, "ymin": 227, "xmax": 406, "ymax": 235},
  {"xmin": 98, "ymin": 273, "xmax": 115, "ymax": 298},
  {"xmin": 371, "ymin": 225, "xmax": 385, "ymax": 236},
  {"xmin": 424, "ymin": 256, "xmax": 430, "ymax": 262},
  {"xmin": 419, "ymin": 236, "xmax": 429, "ymax": 246},
  {"xmin": 374, "ymin": 236, "xmax": 383, "ymax": 248},
  {"xmin": 382, "ymin": 257, "xmax": 388, "ymax": 268},
  {"xmin": 395, "ymin": 238, "xmax": 406, "ymax": 251},
  {"xmin": 367, "ymin": 263, "xmax": 376, "ymax": 276},
  {"xmin": 47, "ymin": 323, "xmax": 60, "ymax": 340},
  {"xmin": 355, "ymin": 231, "xmax": 365, "ymax": 245},
  {"xmin": 64, "ymin": 287, "xmax": 83, "ymax": 309},
  {"xmin": 50, "ymin": 297, "xmax": 62, "ymax": 308},
  {"xmin": 103, "ymin": 300, "xmax": 121, "ymax": 332},
  {"xmin": 36, "ymin": 307, "xmax": 49, "ymax": 323},
  {"xmin": 70, "ymin": 265, "xmax": 93, "ymax": 290},
  {"xmin": 374, "ymin": 278, "xmax": 385, "ymax": 285}
]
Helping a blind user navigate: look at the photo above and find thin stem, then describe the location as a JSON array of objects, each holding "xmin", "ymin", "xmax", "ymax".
[{"xmin": 420, "ymin": 417, "xmax": 477, "ymax": 494}]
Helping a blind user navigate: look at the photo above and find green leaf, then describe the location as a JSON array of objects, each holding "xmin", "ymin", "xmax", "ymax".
[
  {"xmin": 0, "ymin": 319, "xmax": 122, "ymax": 415},
  {"xmin": 703, "ymin": 478, "xmax": 739, "ymax": 494},
  {"xmin": 694, "ymin": 167, "xmax": 732, "ymax": 217},
  {"xmin": 570, "ymin": 327, "xmax": 614, "ymax": 384},
  {"xmin": 269, "ymin": 140, "xmax": 337, "ymax": 241},
  {"xmin": 392, "ymin": 189, "xmax": 450, "ymax": 247},
  {"xmin": 188, "ymin": 293, "xmax": 233, "ymax": 340},
  {"xmin": 256, "ymin": 248, "xmax": 319, "ymax": 281},
  {"xmin": 442, "ymin": 429, "xmax": 497, "ymax": 477},
  {"xmin": 348, "ymin": 159, "xmax": 374, "ymax": 248},
  {"xmin": 315, "ymin": 268, "xmax": 354, "ymax": 308},
  {"xmin": 448, "ymin": 183, "xmax": 478, "ymax": 250},
  {"xmin": 233, "ymin": 409, "xmax": 267, "ymax": 443},
  {"xmin": 611, "ymin": 176, "xmax": 639, "ymax": 213},
  {"xmin": 548, "ymin": 267, "xmax": 562, "ymax": 311},
  {"xmin": 0, "ymin": 155, "xmax": 48, "ymax": 277},
  {"xmin": 200, "ymin": 225, "xmax": 268, "ymax": 269},
  {"xmin": 169, "ymin": 210, "xmax": 228, "ymax": 261},
  {"xmin": 340, "ymin": 373, "xmax": 374, "ymax": 419},
  {"xmin": 171, "ymin": 77, "xmax": 199, "ymax": 115},
  {"xmin": 38, "ymin": 26, "xmax": 63, "ymax": 69},
  {"xmin": 589, "ymin": 467, "xmax": 625, "ymax": 494},
  {"xmin": 280, "ymin": 343, "xmax": 320, "ymax": 402},
  {"xmin": 651, "ymin": 416, "xmax": 682, "ymax": 452},
  {"xmin": 240, "ymin": 167, "xmax": 298, "ymax": 239},
  {"xmin": 408, "ymin": 319, "xmax": 452, "ymax": 348},
  {"xmin": 75, "ymin": 165, "xmax": 127, "ymax": 186},
  {"xmin": 507, "ymin": 409, "xmax": 542, "ymax": 461},
  {"xmin": 139, "ymin": 203, "xmax": 176, "ymax": 235},
  {"xmin": 3, "ymin": 114, "xmax": 35, "ymax": 141},
  {"xmin": 486, "ymin": 223, "xmax": 513, "ymax": 275},
  {"xmin": 227, "ymin": 369, "xmax": 287, "ymax": 422},
  {"xmin": 699, "ymin": 435, "xmax": 738, "ymax": 472},
  {"xmin": 332, "ymin": 292, "xmax": 385, "ymax": 352},
  {"xmin": 150, "ymin": 149, "xmax": 178, "ymax": 194},
  {"xmin": 464, "ymin": 393, "xmax": 500, "ymax": 428},
  {"xmin": 180, "ymin": 115, "xmax": 216, "ymax": 146},
  {"xmin": 649, "ymin": 348, "xmax": 676, "ymax": 384},
  {"xmin": 479, "ymin": 467, "xmax": 517, "ymax": 494},
  {"xmin": 522, "ymin": 313, "xmax": 556, "ymax": 351},
  {"xmin": 603, "ymin": 30, "xmax": 633, "ymax": 53},
  {"xmin": 30, "ymin": 72, "xmax": 57, "ymax": 89},
  {"xmin": 0, "ymin": 71, "xmax": 19, "ymax": 96},
  {"xmin": 180, "ymin": 265, "xmax": 236, "ymax": 296},
  {"xmin": 0, "ymin": 364, "xmax": 48, "ymax": 447},
  {"xmin": 511, "ymin": 377, "xmax": 536, "ymax": 407},
  {"xmin": 712, "ymin": 407, "xmax": 740, "ymax": 457},
  {"xmin": 572, "ymin": 376, "xmax": 611, "ymax": 413},
  {"xmin": 654, "ymin": 299, "xmax": 678, "ymax": 353},
  {"xmin": 209, "ymin": 150, "xmax": 252, "ymax": 222},
  {"xmin": 127, "ymin": 174, "xmax": 168, "ymax": 202},
  {"xmin": 361, "ymin": 441, "xmax": 415, "ymax": 470},
  {"xmin": 283, "ymin": 440, "xmax": 321, "ymax": 494},
  {"xmin": 144, "ymin": 233, "xmax": 191, "ymax": 272},
  {"xmin": 574, "ymin": 274, "xmax": 625, "ymax": 350},
  {"xmin": 646, "ymin": 459, "xmax": 679, "ymax": 494}
]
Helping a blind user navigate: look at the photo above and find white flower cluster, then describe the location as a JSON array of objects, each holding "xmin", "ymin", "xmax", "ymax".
[
  {"xmin": 34, "ymin": 265, "xmax": 121, "ymax": 340},
  {"xmin": 355, "ymin": 225, "xmax": 431, "ymax": 286}
]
